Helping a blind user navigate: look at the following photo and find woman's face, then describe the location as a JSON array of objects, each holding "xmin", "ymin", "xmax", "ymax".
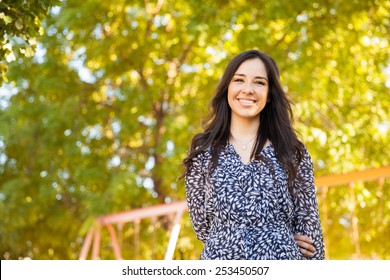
[{"xmin": 227, "ymin": 58, "xmax": 269, "ymax": 122}]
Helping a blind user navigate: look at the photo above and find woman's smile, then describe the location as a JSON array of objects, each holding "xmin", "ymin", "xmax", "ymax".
[{"xmin": 235, "ymin": 98, "xmax": 258, "ymax": 106}]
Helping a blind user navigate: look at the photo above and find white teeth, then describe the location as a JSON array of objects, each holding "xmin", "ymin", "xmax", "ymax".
[{"xmin": 238, "ymin": 99, "xmax": 255, "ymax": 104}]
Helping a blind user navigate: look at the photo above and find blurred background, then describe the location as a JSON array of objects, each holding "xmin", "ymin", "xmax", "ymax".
[{"xmin": 0, "ymin": 0, "xmax": 389, "ymax": 260}]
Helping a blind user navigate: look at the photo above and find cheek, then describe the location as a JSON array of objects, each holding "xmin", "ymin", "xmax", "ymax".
[
  {"xmin": 227, "ymin": 90, "xmax": 237, "ymax": 109},
  {"xmin": 227, "ymin": 93, "xmax": 234, "ymax": 108},
  {"xmin": 227, "ymin": 86, "xmax": 235, "ymax": 100},
  {"xmin": 259, "ymin": 88, "xmax": 269, "ymax": 100}
]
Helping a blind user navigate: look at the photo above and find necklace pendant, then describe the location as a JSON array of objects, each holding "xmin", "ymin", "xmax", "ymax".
[{"xmin": 243, "ymin": 145, "xmax": 247, "ymax": 150}]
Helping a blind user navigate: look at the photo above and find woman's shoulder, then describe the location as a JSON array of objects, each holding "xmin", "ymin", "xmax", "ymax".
[
  {"xmin": 190, "ymin": 145, "xmax": 212, "ymax": 163},
  {"xmin": 296, "ymin": 142, "xmax": 314, "ymax": 172},
  {"xmin": 300, "ymin": 142, "xmax": 312, "ymax": 159},
  {"xmin": 292, "ymin": 140, "xmax": 311, "ymax": 160}
]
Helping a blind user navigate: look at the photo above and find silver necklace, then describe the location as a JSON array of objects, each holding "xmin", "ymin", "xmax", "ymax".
[{"xmin": 231, "ymin": 134, "xmax": 257, "ymax": 150}]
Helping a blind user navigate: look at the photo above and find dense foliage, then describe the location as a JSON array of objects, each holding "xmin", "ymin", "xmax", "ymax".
[
  {"xmin": 0, "ymin": 0, "xmax": 389, "ymax": 259},
  {"xmin": 0, "ymin": 0, "xmax": 60, "ymax": 84}
]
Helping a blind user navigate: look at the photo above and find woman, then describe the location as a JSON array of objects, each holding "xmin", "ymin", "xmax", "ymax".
[{"xmin": 183, "ymin": 50, "xmax": 324, "ymax": 260}]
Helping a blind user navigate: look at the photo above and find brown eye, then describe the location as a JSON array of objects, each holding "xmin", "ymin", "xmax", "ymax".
[{"xmin": 254, "ymin": 80, "xmax": 266, "ymax": 86}]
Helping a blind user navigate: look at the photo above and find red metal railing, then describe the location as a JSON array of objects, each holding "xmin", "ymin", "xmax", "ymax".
[{"xmin": 79, "ymin": 201, "xmax": 187, "ymax": 260}]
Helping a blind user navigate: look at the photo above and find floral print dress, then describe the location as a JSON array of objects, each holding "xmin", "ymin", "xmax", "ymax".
[{"xmin": 185, "ymin": 142, "xmax": 324, "ymax": 260}]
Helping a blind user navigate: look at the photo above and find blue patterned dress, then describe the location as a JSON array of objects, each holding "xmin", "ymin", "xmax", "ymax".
[{"xmin": 185, "ymin": 142, "xmax": 324, "ymax": 260}]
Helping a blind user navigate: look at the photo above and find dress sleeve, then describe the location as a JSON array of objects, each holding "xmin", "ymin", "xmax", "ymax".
[
  {"xmin": 185, "ymin": 151, "xmax": 211, "ymax": 243},
  {"xmin": 292, "ymin": 148, "xmax": 325, "ymax": 259}
]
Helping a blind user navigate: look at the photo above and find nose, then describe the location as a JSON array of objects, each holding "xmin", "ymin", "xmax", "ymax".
[{"xmin": 243, "ymin": 83, "xmax": 255, "ymax": 94}]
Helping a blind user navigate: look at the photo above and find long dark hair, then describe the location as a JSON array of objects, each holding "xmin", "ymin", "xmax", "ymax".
[{"xmin": 182, "ymin": 50, "xmax": 304, "ymax": 187}]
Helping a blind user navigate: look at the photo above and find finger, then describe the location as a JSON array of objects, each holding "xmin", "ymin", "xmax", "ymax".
[
  {"xmin": 296, "ymin": 240, "xmax": 316, "ymax": 252},
  {"xmin": 294, "ymin": 235, "xmax": 313, "ymax": 243},
  {"xmin": 296, "ymin": 241, "xmax": 316, "ymax": 253},
  {"xmin": 299, "ymin": 247, "xmax": 315, "ymax": 257}
]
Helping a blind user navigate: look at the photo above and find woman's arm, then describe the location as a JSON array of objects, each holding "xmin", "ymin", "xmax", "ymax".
[
  {"xmin": 185, "ymin": 152, "xmax": 211, "ymax": 243},
  {"xmin": 292, "ymin": 148, "xmax": 325, "ymax": 259}
]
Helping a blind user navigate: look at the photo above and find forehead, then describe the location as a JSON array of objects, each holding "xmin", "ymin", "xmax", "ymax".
[{"xmin": 235, "ymin": 58, "xmax": 268, "ymax": 78}]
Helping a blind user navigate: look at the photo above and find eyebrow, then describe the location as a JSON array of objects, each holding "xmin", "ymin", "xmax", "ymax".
[{"xmin": 234, "ymin": 73, "xmax": 268, "ymax": 81}]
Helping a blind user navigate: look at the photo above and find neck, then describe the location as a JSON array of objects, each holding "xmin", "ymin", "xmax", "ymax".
[{"xmin": 230, "ymin": 116, "xmax": 259, "ymax": 140}]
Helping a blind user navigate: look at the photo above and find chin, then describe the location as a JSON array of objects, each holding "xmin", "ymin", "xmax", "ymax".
[{"xmin": 238, "ymin": 114, "xmax": 260, "ymax": 120}]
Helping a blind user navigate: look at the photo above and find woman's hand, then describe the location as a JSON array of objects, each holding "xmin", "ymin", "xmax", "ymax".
[{"xmin": 294, "ymin": 235, "xmax": 316, "ymax": 257}]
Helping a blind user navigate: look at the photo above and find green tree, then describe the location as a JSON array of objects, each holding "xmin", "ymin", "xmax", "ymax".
[
  {"xmin": 0, "ymin": 0, "xmax": 389, "ymax": 259},
  {"xmin": 0, "ymin": 0, "xmax": 60, "ymax": 84}
]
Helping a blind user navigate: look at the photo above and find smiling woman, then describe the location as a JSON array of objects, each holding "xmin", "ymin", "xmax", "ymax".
[
  {"xmin": 182, "ymin": 50, "xmax": 325, "ymax": 260},
  {"xmin": 227, "ymin": 58, "xmax": 269, "ymax": 164}
]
